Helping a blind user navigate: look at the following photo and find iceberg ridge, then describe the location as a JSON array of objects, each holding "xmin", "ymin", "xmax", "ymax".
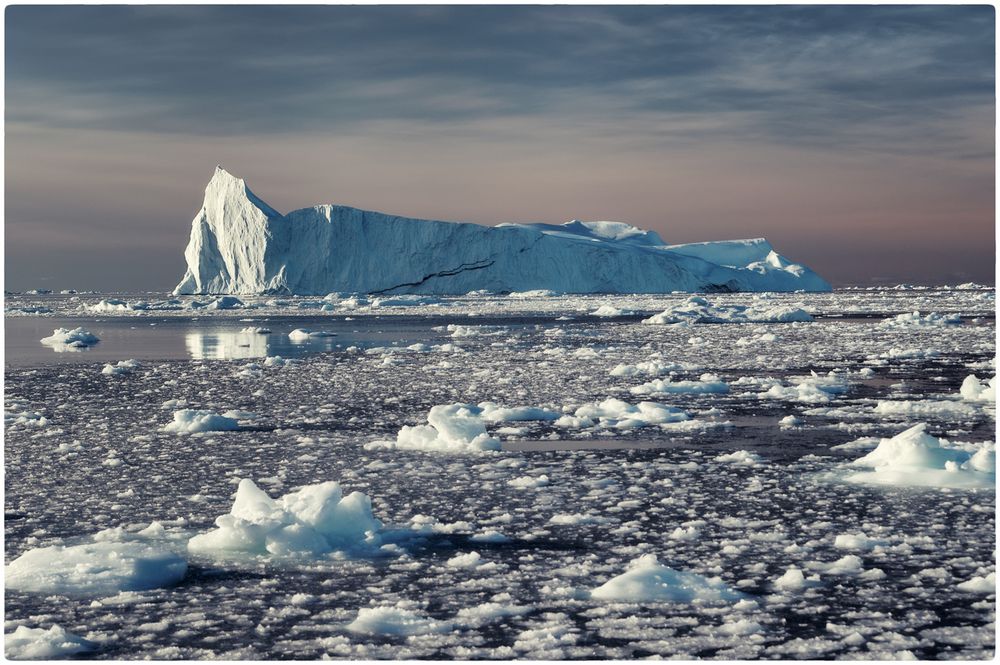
[{"xmin": 174, "ymin": 167, "xmax": 831, "ymax": 295}]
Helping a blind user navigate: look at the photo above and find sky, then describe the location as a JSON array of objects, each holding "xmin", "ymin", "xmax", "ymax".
[{"xmin": 5, "ymin": 5, "xmax": 995, "ymax": 290}]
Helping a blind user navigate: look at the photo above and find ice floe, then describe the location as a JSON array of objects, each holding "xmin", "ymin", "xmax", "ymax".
[
  {"xmin": 839, "ymin": 423, "xmax": 995, "ymax": 489},
  {"xmin": 39, "ymin": 327, "xmax": 100, "ymax": 351},
  {"xmin": 101, "ymin": 359, "xmax": 140, "ymax": 376},
  {"xmin": 880, "ymin": 311, "xmax": 962, "ymax": 327},
  {"xmin": 5, "ymin": 541, "xmax": 187, "ymax": 596},
  {"xmin": 162, "ymin": 409, "xmax": 241, "ymax": 434},
  {"xmin": 642, "ymin": 297, "xmax": 813, "ymax": 325},
  {"xmin": 590, "ymin": 554, "xmax": 744, "ymax": 602},
  {"xmin": 629, "ymin": 373, "xmax": 729, "ymax": 395},
  {"xmin": 555, "ymin": 399, "xmax": 689, "ymax": 430},
  {"xmin": 187, "ymin": 478, "xmax": 382, "ymax": 557},
  {"xmin": 4, "ymin": 625, "xmax": 97, "ymax": 660},
  {"xmin": 371, "ymin": 404, "xmax": 501, "ymax": 452}
]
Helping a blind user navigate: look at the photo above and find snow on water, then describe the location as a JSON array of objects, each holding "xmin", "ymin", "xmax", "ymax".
[
  {"xmin": 4, "ymin": 288, "xmax": 995, "ymax": 659},
  {"xmin": 188, "ymin": 479, "xmax": 383, "ymax": 558},
  {"xmin": 4, "ymin": 625, "xmax": 97, "ymax": 660},
  {"xmin": 591, "ymin": 554, "xmax": 744, "ymax": 602},
  {"xmin": 5, "ymin": 541, "xmax": 187, "ymax": 596}
]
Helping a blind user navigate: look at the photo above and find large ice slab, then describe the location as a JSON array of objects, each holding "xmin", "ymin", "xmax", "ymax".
[{"xmin": 174, "ymin": 167, "xmax": 831, "ymax": 295}]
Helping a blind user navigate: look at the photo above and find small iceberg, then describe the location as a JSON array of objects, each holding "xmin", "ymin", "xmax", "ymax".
[{"xmin": 590, "ymin": 554, "xmax": 744, "ymax": 603}]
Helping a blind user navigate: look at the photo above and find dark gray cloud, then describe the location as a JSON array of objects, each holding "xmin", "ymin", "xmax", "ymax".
[{"xmin": 4, "ymin": 5, "xmax": 995, "ymax": 289}]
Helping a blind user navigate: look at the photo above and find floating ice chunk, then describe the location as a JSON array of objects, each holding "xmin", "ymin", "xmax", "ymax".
[
  {"xmin": 610, "ymin": 359, "xmax": 696, "ymax": 377},
  {"xmin": 960, "ymin": 375, "xmax": 996, "ymax": 403},
  {"xmin": 561, "ymin": 398, "xmax": 689, "ymax": 430},
  {"xmin": 378, "ymin": 404, "xmax": 501, "ymax": 453},
  {"xmin": 288, "ymin": 328, "xmax": 336, "ymax": 341},
  {"xmin": 833, "ymin": 533, "xmax": 889, "ymax": 551},
  {"xmin": 630, "ymin": 373, "xmax": 729, "ymax": 395},
  {"xmin": 956, "ymin": 572, "xmax": 996, "ymax": 593},
  {"xmin": 187, "ymin": 478, "xmax": 382, "ymax": 557},
  {"xmin": 39, "ymin": 327, "xmax": 100, "ymax": 351},
  {"xmin": 880, "ymin": 311, "xmax": 962, "ymax": 328},
  {"xmin": 817, "ymin": 555, "xmax": 865, "ymax": 575},
  {"xmin": 162, "ymin": 409, "xmax": 240, "ymax": 434},
  {"xmin": 477, "ymin": 402, "xmax": 560, "ymax": 423},
  {"xmin": 669, "ymin": 526, "xmax": 701, "ymax": 541},
  {"xmin": 590, "ymin": 554, "xmax": 743, "ymax": 603},
  {"xmin": 591, "ymin": 305, "xmax": 633, "ymax": 317},
  {"xmin": 714, "ymin": 450, "xmax": 764, "ymax": 466},
  {"xmin": 549, "ymin": 513, "xmax": 608, "ymax": 526},
  {"xmin": 842, "ymin": 424, "xmax": 995, "ymax": 489},
  {"xmin": 101, "ymin": 359, "xmax": 140, "ymax": 376},
  {"xmin": 5, "ymin": 541, "xmax": 187, "ymax": 596},
  {"xmin": 345, "ymin": 604, "xmax": 452, "ymax": 636},
  {"xmin": 779, "ymin": 415, "xmax": 802, "ymax": 428},
  {"xmin": 240, "ymin": 326, "xmax": 271, "ymax": 334},
  {"xmin": 642, "ymin": 297, "xmax": 813, "ymax": 325},
  {"xmin": 370, "ymin": 295, "xmax": 442, "ymax": 308},
  {"xmin": 873, "ymin": 399, "xmax": 981, "ymax": 419},
  {"xmin": 4, "ymin": 625, "xmax": 97, "ymax": 659},
  {"xmin": 773, "ymin": 566, "xmax": 820, "ymax": 592},
  {"xmin": 508, "ymin": 475, "xmax": 550, "ymax": 489},
  {"xmin": 759, "ymin": 372, "xmax": 847, "ymax": 404},
  {"xmin": 446, "ymin": 552, "xmax": 483, "ymax": 568},
  {"xmin": 87, "ymin": 298, "xmax": 146, "ymax": 312}
]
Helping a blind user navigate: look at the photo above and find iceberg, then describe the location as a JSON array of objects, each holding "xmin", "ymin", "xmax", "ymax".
[{"xmin": 174, "ymin": 167, "xmax": 831, "ymax": 295}]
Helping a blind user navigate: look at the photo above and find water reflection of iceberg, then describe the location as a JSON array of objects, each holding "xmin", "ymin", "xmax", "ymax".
[{"xmin": 185, "ymin": 331, "xmax": 270, "ymax": 360}]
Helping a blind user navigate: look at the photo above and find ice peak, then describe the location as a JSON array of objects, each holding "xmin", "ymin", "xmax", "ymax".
[{"xmin": 203, "ymin": 166, "xmax": 280, "ymax": 219}]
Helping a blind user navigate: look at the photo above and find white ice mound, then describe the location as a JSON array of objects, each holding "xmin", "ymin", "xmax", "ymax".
[
  {"xmin": 4, "ymin": 625, "xmax": 97, "ymax": 660},
  {"xmin": 642, "ymin": 296, "xmax": 813, "ymax": 325},
  {"xmin": 843, "ymin": 423, "xmax": 995, "ymax": 489},
  {"xmin": 101, "ymin": 359, "xmax": 140, "ymax": 376},
  {"xmin": 377, "ymin": 404, "xmax": 502, "ymax": 453},
  {"xmin": 630, "ymin": 373, "xmax": 730, "ymax": 395},
  {"xmin": 162, "ymin": 409, "xmax": 240, "ymax": 434},
  {"xmin": 187, "ymin": 478, "xmax": 382, "ymax": 557},
  {"xmin": 345, "ymin": 604, "xmax": 452, "ymax": 636},
  {"xmin": 960, "ymin": 375, "xmax": 996, "ymax": 403},
  {"xmin": 590, "ymin": 554, "xmax": 743, "ymax": 603},
  {"xmin": 39, "ymin": 327, "xmax": 100, "ymax": 351},
  {"xmin": 556, "ymin": 399, "xmax": 689, "ymax": 430},
  {"xmin": 174, "ymin": 167, "xmax": 830, "ymax": 295},
  {"xmin": 880, "ymin": 311, "xmax": 962, "ymax": 328},
  {"xmin": 5, "ymin": 541, "xmax": 187, "ymax": 596}
]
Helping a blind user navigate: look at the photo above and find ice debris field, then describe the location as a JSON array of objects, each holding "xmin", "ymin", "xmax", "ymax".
[{"xmin": 3, "ymin": 286, "xmax": 996, "ymax": 659}]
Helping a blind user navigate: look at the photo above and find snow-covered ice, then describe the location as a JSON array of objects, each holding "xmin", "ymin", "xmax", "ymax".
[
  {"xmin": 4, "ymin": 625, "xmax": 97, "ymax": 660},
  {"xmin": 188, "ymin": 478, "xmax": 382, "ymax": 557},
  {"xmin": 162, "ymin": 409, "xmax": 241, "ymax": 434},
  {"xmin": 5, "ymin": 541, "xmax": 187, "ymax": 596},
  {"xmin": 840, "ymin": 423, "xmax": 995, "ymax": 489},
  {"xmin": 39, "ymin": 327, "xmax": 100, "ymax": 351},
  {"xmin": 590, "ymin": 554, "xmax": 744, "ymax": 603}
]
